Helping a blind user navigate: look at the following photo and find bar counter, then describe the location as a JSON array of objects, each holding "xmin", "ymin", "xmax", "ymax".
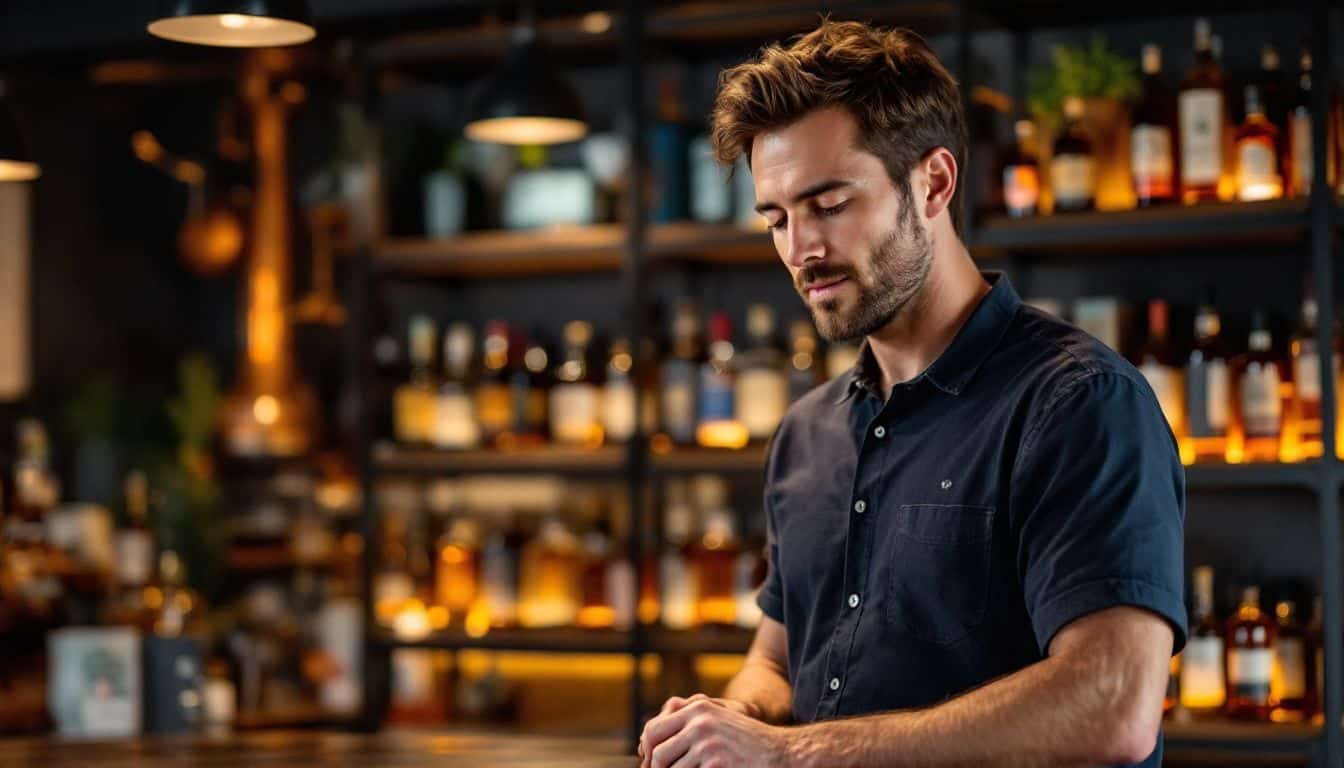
[{"xmin": 0, "ymin": 729, "xmax": 639, "ymax": 767}]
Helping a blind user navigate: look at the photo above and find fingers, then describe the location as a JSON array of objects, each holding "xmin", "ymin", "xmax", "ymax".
[
  {"xmin": 650, "ymin": 717, "xmax": 702, "ymax": 768},
  {"xmin": 640, "ymin": 698, "xmax": 713, "ymax": 766}
]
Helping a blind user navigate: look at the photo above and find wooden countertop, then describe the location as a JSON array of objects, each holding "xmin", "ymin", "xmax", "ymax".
[{"xmin": 0, "ymin": 729, "xmax": 639, "ymax": 767}]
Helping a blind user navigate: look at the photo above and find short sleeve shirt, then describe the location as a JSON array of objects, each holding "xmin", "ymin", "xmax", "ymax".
[{"xmin": 757, "ymin": 271, "xmax": 1186, "ymax": 768}]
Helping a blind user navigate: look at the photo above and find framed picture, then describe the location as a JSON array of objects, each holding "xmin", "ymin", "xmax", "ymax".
[{"xmin": 48, "ymin": 627, "xmax": 141, "ymax": 739}]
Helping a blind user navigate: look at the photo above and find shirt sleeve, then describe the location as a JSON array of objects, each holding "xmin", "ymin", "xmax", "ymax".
[
  {"xmin": 756, "ymin": 423, "xmax": 787, "ymax": 624},
  {"xmin": 1011, "ymin": 370, "xmax": 1187, "ymax": 655}
]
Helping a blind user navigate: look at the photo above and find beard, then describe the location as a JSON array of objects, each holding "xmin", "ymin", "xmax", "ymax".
[{"xmin": 796, "ymin": 206, "xmax": 932, "ymax": 342}]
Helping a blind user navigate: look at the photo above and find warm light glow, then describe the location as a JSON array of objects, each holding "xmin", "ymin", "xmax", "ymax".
[
  {"xmin": 1178, "ymin": 439, "xmax": 1196, "ymax": 466},
  {"xmin": 427, "ymin": 606, "xmax": 450, "ymax": 630},
  {"xmin": 143, "ymin": 586, "xmax": 164, "ymax": 610},
  {"xmin": 464, "ymin": 602, "xmax": 491, "ymax": 639},
  {"xmin": 393, "ymin": 599, "xmax": 432, "ymax": 641},
  {"xmin": 456, "ymin": 650, "xmax": 645, "ymax": 680},
  {"xmin": 247, "ymin": 268, "xmax": 282, "ymax": 366},
  {"xmin": 1238, "ymin": 181, "xmax": 1283, "ymax": 202},
  {"xmin": 696, "ymin": 597, "xmax": 737, "ymax": 626},
  {"xmin": 252, "ymin": 394, "xmax": 280, "ymax": 426},
  {"xmin": 576, "ymin": 605, "xmax": 616, "ymax": 629},
  {"xmin": 147, "ymin": 14, "xmax": 315, "ymax": 48},
  {"xmin": 696, "ymin": 420, "xmax": 750, "ymax": 450},
  {"xmin": 580, "ymin": 11, "xmax": 613, "ymax": 34},
  {"xmin": 464, "ymin": 116, "xmax": 587, "ymax": 146},
  {"xmin": 695, "ymin": 654, "xmax": 747, "ymax": 680},
  {"xmin": 0, "ymin": 159, "xmax": 40, "ymax": 182}
]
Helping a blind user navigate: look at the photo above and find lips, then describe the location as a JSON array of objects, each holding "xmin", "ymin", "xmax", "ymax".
[{"xmin": 805, "ymin": 276, "xmax": 849, "ymax": 300}]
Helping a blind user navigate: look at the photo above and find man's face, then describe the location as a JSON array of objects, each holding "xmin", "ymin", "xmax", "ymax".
[{"xmin": 750, "ymin": 106, "xmax": 931, "ymax": 342}]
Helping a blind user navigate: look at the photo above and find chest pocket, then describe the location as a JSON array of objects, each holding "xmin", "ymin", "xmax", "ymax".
[{"xmin": 887, "ymin": 503, "xmax": 995, "ymax": 646}]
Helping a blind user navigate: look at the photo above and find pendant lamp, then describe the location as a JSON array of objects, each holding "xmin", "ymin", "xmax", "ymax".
[
  {"xmin": 0, "ymin": 81, "xmax": 39, "ymax": 182},
  {"xmin": 148, "ymin": 0, "xmax": 316, "ymax": 48},
  {"xmin": 464, "ymin": 20, "xmax": 587, "ymax": 145}
]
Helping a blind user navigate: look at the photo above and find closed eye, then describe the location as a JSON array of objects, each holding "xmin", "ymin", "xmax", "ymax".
[{"xmin": 817, "ymin": 201, "xmax": 850, "ymax": 217}]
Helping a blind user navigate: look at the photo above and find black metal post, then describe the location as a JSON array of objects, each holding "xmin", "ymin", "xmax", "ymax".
[
  {"xmin": 1307, "ymin": 1, "xmax": 1341, "ymax": 765},
  {"xmin": 956, "ymin": 0, "xmax": 976, "ymax": 239},
  {"xmin": 622, "ymin": 0, "xmax": 651, "ymax": 753}
]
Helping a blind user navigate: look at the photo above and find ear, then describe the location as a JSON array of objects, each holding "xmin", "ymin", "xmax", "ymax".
[{"xmin": 916, "ymin": 146, "xmax": 958, "ymax": 225}]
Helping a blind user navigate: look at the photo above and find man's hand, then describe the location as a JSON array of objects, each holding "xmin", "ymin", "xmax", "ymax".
[{"xmin": 639, "ymin": 695, "xmax": 789, "ymax": 768}]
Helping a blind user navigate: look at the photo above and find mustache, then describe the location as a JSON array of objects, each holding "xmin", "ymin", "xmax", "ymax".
[{"xmin": 796, "ymin": 264, "xmax": 855, "ymax": 293}]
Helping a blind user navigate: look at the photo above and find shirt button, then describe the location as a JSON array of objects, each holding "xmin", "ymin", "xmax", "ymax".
[
  {"xmin": 873, "ymin": 425, "xmax": 886, "ymax": 439},
  {"xmin": 829, "ymin": 677, "xmax": 841, "ymax": 691},
  {"xmin": 847, "ymin": 594, "xmax": 860, "ymax": 608},
  {"xmin": 853, "ymin": 500, "xmax": 867, "ymax": 514}
]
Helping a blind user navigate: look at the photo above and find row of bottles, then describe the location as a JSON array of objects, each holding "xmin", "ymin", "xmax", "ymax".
[
  {"xmin": 372, "ymin": 475, "xmax": 767, "ymax": 637},
  {"xmin": 1002, "ymin": 19, "xmax": 1340, "ymax": 216},
  {"xmin": 389, "ymin": 304, "xmax": 862, "ymax": 452},
  {"xmin": 1170, "ymin": 566, "xmax": 1323, "ymax": 723}
]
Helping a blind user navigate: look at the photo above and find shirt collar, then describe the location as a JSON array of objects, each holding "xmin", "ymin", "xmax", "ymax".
[{"xmin": 835, "ymin": 271, "xmax": 1021, "ymax": 404}]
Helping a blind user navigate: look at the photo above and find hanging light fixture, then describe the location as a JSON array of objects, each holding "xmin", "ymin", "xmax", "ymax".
[
  {"xmin": 0, "ymin": 80, "xmax": 39, "ymax": 182},
  {"xmin": 147, "ymin": 0, "xmax": 316, "ymax": 48},
  {"xmin": 464, "ymin": 4, "xmax": 587, "ymax": 146}
]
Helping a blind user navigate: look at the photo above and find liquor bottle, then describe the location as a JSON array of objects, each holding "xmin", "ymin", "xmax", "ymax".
[
  {"xmin": 1165, "ymin": 655, "xmax": 1181, "ymax": 715},
  {"xmin": 1137, "ymin": 300, "xmax": 1186, "ymax": 440},
  {"xmin": 577, "ymin": 517, "xmax": 616, "ymax": 630},
  {"xmin": 1132, "ymin": 44, "xmax": 1176, "ymax": 206},
  {"xmin": 1257, "ymin": 45, "xmax": 1289, "ymax": 137},
  {"xmin": 1179, "ymin": 18, "xmax": 1227, "ymax": 204},
  {"xmin": 434, "ymin": 518, "xmax": 479, "ymax": 626},
  {"xmin": 152, "ymin": 550, "xmax": 198, "ymax": 638},
  {"xmin": 1235, "ymin": 86, "xmax": 1283, "ymax": 201},
  {"xmin": 687, "ymin": 476, "xmax": 739, "ymax": 626},
  {"xmin": 8, "ymin": 419, "xmax": 61, "ymax": 618},
  {"xmin": 512, "ymin": 331, "xmax": 551, "ymax": 446},
  {"xmin": 518, "ymin": 517, "xmax": 580, "ymax": 628},
  {"xmin": 603, "ymin": 493, "xmax": 637, "ymax": 631},
  {"xmin": 430, "ymin": 323, "xmax": 480, "ymax": 450},
  {"xmin": 110, "ymin": 470, "xmax": 155, "ymax": 628},
  {"xmin": 637, "ymin": 510, "xmax": 661, "ymax": 626},
  {"xmin": 662, "ymin": 300, "xmax": 703, "ymax": 445},
  {"xmin": 602, "ymin": 336, "xmax": 638, "ymax": 444},
  {"xmin": 374, "ymin": 503, "xmax": 415, "ymax": 630},
  {"xmin": 1002, "ymin": 119, "xmax": 1041, "ymax": 217},
  {"xmin": 1290, "ymin": 293, "xmax": 1336, "ymax": 457},
  {"xmin": 393, "ymin": 316, "xmax": 437, "ymax": 445},
  {"xmin": 479, "ymin": 514, "xmax": 524, "ymax": 630},
  {"xmin": 734, "ymin": 530, "xmax": 767, "ymax": 630},
  {"xmin": 1050, "ymin": 97, "xmax": 1096, "ymax": 213},
  {"xmin": 1237, "ymin": 309, "xmax": 1284, "ymax": 462},
  {"xmin": 660, "ymin": 479, "xmax": 697, "ymax": 630},
  {"xmin": 1226, "ymin": 585, "xmax": 1276, "ymax": 721},
  {"xmin": 788, "ymin": 319, "xmax": 823, "ymax": 401},
  {"xmin": 1180, "ymin": 565, "xmax": 1226, "ymax": 713},
  {"xmin": 1287, "ymin": 49, "xmax": 1332, "ymax": 198},
  {"xmin": 474, "ymin": 321, "xmax": 515, "ymax": 447},
  {"xmin": 1272, "ymin": 600, "xmax": 1309, "ymax": 722},
  {"xmin": 649, "ymin": 78, "xmax": 689, "ymax": 222},
  {"xmin": 696, "ymin": 312, "xmax": 747, "ymax": 448},
  {"xmin": 550, "ymin": 321, "xmax": 603, "ymax": 446},
  {"xmin": 1185, "ymin": 291, "xmax": 1231, "ymax": 462},
  {"xmin": 735, "ymin": 304, "xmax": 788, "ymax": 442}
]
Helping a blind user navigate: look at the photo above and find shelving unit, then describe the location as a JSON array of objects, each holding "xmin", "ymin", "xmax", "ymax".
[{"xmin": 350, "ymin": 1, "xmax": 1344, "ymax": 764}]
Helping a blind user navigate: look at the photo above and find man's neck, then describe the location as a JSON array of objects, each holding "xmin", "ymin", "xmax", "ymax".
[{"xmin": 865, "ymin": 239, "xmax": 989, "ymax": 398}]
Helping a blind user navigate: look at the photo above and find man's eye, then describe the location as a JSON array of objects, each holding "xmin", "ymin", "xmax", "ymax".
[
  {"xmin": 765, "ymin": 218, "xmax": 786, "ymax": 232},
  {"xmin": 818, "ymin": 201, "xmax": 850, "ymax": 217}
]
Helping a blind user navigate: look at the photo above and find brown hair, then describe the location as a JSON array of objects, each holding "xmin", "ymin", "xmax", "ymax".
[{"xmin": 711, "ymin": 20, "xmax": 967, "ymax": 234}]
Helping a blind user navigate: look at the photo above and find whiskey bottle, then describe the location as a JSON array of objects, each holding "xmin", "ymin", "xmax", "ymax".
[
  {"xmin": 659, "ymin": 479, "xmax": 697, "ymax": 630},
  {"xmin": 474, "ymin": 321, "xmax": 515, "ymax": 447},
  {"xmin": 110, "ymin": 470, "xmax": 155, "ymax": 628},
  {"xmin": 1235, "ymin": 86, "xmax": 1283, "ymax": 201},
  {"xmin": 434, "ymin": 518, "xmax": 480, "ymax": 627},
  {"xmin": 1002, "ymin": 119, "xmax": 1041, "ymax": 217},
  {"xmin": 662, "ymin": 299, "xmax": 703, "ymax": 445},
  {"xmin": 602, "ymin": 337, "xmax": 638, "ymax": 444},
  {"xmin": 8, "ymin": 419, "xmax": 61, "ymax": 618},
  {"xmin": 1290, "ymin": 292, "xmax": 1337, "ymax": 457},
  {"xmin": 733, "ymin": 530, "xmax": 767, "ymax": 630},
  {"xmin": 1185, "ymin": 291, "xmax": 1231, "ymax": 462},
  {"xmin": 479, "ymin": 513, "xmax": 523, "ymax": 630},
  {"xmin": 518, "ymin": 517, "xmax": 580, "ymax": 628},
  {"xmin": 696, "ymin": 312, "xmax": 747, "ymax": 448},
  {"xmin": 735, "ymin": 304, "xmax": 788, "ymax": 442},
  {"xmin": 429, "ymin": 323, "xmax": 480, "ymax": 450},
  {"xmin": 512, "ymin": 330, "xmax": 551, "ymax": 446},
  {"xmin": 1137, "ymin": 299, "xmax": 1186, "ymax": 440},
  {"xmin": 788, "ymin": 319, "xmax": 823, "ymax": 402},
  {"xmin": 1132, "ymin": 44, "xmax": 1176, "ymax": 206},
  {"xmin": 152, "ymin": 550, "xmax": 199, "ymax": 638},
  {"xmin": 687, "ymin": 476, "xmax": 739, "ymax": 626},
  {"xmin": 1226, "ymin": 585, "xmax": 1276, "ymax": 721},
  {"xmin": 550, "ymin": 321, "xmax": 603, "ymax": 447},
  {"xmin": 1050, "ymin": 97, "xmax": 1096, "ymax": 212},
  {"xmin": 393, "ymin": 316, "xmax": 437, "ymax": 445},
  {"xmin": 1272, "ymin": 600, "xmax": 1309, "ymax": 722},
  {"xmin": 1179, "ymin": 18, "xmax": 1227, "ymax": 204},
  {"xmin": 1236, "ymin": 309, "xmax": 1284, "ymax": 462},
  {"xmin": 577, "ymin": 516, "xmax": 616, "ymax": 630},
  {"xmin": 373, "ymin": 499, "xmax": 415, "ymax": 630},
  {"xmin": 1287, "ymin": 49, "xmax": 1333, "ymax": 197},
  {"xmin": 1180, "ymin": 565, "xmax": 1226, "ymax": 713}
]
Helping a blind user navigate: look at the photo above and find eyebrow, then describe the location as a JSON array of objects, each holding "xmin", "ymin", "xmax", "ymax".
[{"xmin": 754, "ymin": 179, "xmax": 853, "ymax": 214}]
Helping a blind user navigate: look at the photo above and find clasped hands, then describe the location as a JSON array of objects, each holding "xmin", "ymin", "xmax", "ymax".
[{"xmin": 637, "ymin": 693, "xmax": 791, "ymax": 768}]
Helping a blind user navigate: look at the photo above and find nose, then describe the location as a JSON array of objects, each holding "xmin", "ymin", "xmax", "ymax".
[{"xmin": 780, "ymin": 217, "xmax": 825, "ymax": 270}]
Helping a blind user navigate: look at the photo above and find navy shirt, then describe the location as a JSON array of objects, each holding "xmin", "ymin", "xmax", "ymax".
[{"xmin": 758, "ymin": 272, "xmax": 1186, "ymax": 767}]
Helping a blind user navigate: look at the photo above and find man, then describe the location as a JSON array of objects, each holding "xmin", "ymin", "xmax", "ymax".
[{"xmin": 638, "ymin": 20, "xmax": 1185, "ymax": 768}]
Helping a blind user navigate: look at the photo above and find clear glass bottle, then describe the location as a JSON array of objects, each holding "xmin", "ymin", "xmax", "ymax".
[
  {"xmin": 1226, "ymin": 585, "xmax": 1276, "ymax": 721},
  {"xmin": 1050, "ymin": 97, "xmax": 1096, "ymax": 212},
  {"xmin": 430, "ymin": 323, "xmax": 480, "ymax": 450},
  {"xmin": 1179, "ymin": 18, "xmax": 1227, "ymax": 204},
  {"xmin": 1133, "ymin": 44, "xmax": 1176, "ymax": 206}
]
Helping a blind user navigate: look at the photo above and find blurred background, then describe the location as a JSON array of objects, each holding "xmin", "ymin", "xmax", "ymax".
[{"xmin": 2, "ymin": 1, "xmax": 1344, "ymax": 766}]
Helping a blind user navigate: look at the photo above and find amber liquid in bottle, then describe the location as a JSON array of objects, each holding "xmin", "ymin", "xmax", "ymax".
[
  {"xmin": 1272, "ymin": 600, "xmax": 1310, "ymax": 722},
  {"xmin": 1186, "ymin": 296, "xmax": 1231, "ymax": 462},
  {"xmin": 1133, "ymin": 44, "xmax": 1176, "ymax": 206},
  {"xmin": 475, "ymin": 321, "xmax": 516, "ymax": 447},
  {"xmin": 393, "ymin": 316, "xmax": 437, "ymax": 445},
  {"xmin": 1235, "ymin": 86, "xmax": 1284, "ymax": 201},
  {"xmin": 1137, "ymin": 300, "xmax": 1186, "ymax": 440},
  {"xmin": 1050, "ymin": 97, "xmax": 1096, "ymax": 213},
  {"xmin": 435, "ymin": 519, "xmax": 480, "ymax": 626},
  {"xmin": 688, "ymin": 510, "xmax": 741, "ymax": 626},
  {"xmin": 1003, "ymin": 119, "xmax": 1041, "ymax": 217},
  {"xmin": 1181, "ymin": 565, "xmax": 1226, "ymax": 714},
  {"xmin": 1226, "ymin": 586, "xmax": 1277, "ymax": 721},
  {"xmin": 1179, "ymin": 18, "xmax": 1227, "ymax": 204}
]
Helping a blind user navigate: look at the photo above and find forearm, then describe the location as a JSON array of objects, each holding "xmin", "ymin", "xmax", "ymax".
[
  {"xmin": 721, "ymin": 657, "xmax": 795, "ymax": 725},
  {"xmin": 785, "ymin": 645, "xmax": 1159, "ymax": 767}
]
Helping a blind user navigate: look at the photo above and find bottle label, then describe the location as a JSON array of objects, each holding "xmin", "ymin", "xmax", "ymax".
[
  {"xmin": 1180, "ymin": 89, "xmax": 1225, "ymax": 186},
  {"xmin": 735, "ymin": 370, "xmax": 788, "ymax": 439},
  {"xmin": 430, "ymin": 391, "xmax": 481, "ymax": 449},
  {"xmin": 699, "ymin": 376, "xmax": 736, "ymax": 423},
  {"xmin": 1131, "ymin": 125, "xmax": 1174, "ymax": 188},
  {"xmin": 1139, "ymin": 362, "xmax": 1185, "ymax": 434},
  {"xmin": 475, "ymin": 385, "xmax": 514, "ymax": 435},
  {"xmin": 394, "ymin": 386, "xmax": 434, "ymax": 443},
  {"xmin": 660, "ymin": 553, "xmax": 696, "ymax": 629},
  {"xmin": 116, "ymin": 530, "xmax": 154, "ymax": 586},
  {"xmin": 1295, "ymin": 352, "xmax": 1321, "ymax": 403},
  {"xmin": 1274, "ymin": 637, "xmax": 1307, "ymax": 700},
  {"xmin": 550, "ymin": 384, "xmax": 600, "ymax": 444},
  {"xmin": 1187, "ymin": 358, "xmax": 1229, "ymax": 435},
  {"xmin": 1049, "ymin": 154, "xmax": 1095, "ymax": 208},
  {"xmin": 1002, "ymin": 165, "xmax": 1040, "ymax": 214},
  {"xmin": 602, "ymin": 381, "xmax": 637, "ymax": 442},
  {"xmin": 1237, "ymin": 141, "xmax": 1280, "ymax": 201},
  {"xmin": 1180, "ymin": 636, "xmax": 1227, "ymax": 709},
  {"xmin": 1228, "ymin": 648, "xmax": 1274, "ymax": 702},
  {"xmin": 1241, "ymin": 363, "xmax": 1282, "ymax": 436},
  {"xmin": 1291, "ymin": 112, "xmax": 1313, "ymax": 193}
]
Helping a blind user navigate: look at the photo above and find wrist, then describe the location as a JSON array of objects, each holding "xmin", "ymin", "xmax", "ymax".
[{"xmin": 779, "ymin": 724, "xmax": 811, "ymax": 768}]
